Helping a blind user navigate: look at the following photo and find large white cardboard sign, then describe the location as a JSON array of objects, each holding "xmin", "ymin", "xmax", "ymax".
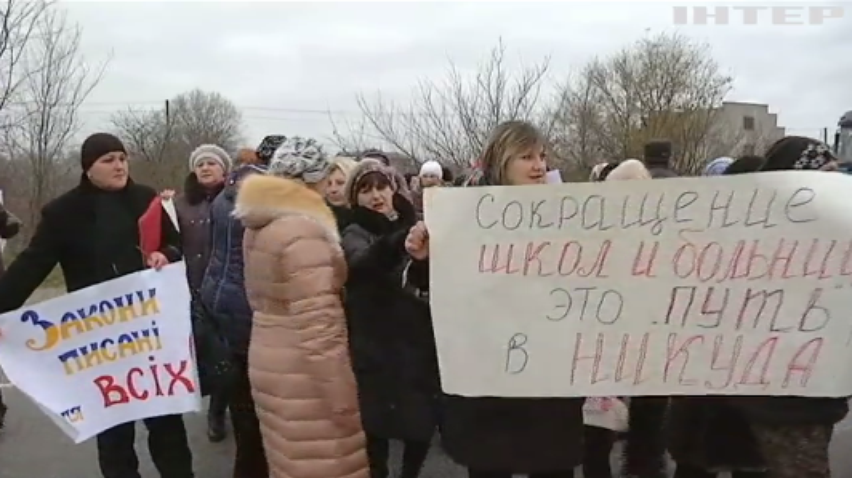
[
  {"xmin": 425, "ymin": 171, "xmax": 852, "ymax": 398},
  {"xmin": 0, "ymin": 263, "xmax": 201, "ymax": 442}
]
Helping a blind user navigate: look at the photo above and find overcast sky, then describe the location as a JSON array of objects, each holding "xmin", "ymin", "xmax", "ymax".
[{"xmin": 63, "ymin": 1, "xmax": 851, "ymax": 151}]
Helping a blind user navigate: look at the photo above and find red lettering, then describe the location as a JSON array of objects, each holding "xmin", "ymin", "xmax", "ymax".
[
  {"xmin": 577, "ymin": 240, "xmax": 612, "ymax": 278},
  {"xmin": 570, "ymin": 333, "xmax": 609, "ymax": 385},
  {"xmin": 672, "ymin": 243, "xmax": 695, "ymax": 279},
  {"xmin": 165, "ymin": 360, "xmax": 195, "ymax": 395},
  {"xmin": 782, "ymin": 338, "xmax": 823, "ymax": 389},
  {"xmin": 696, "ymin": 242, "xmax": 723, "ymax": 282},
  {"xmin": 737, "ymin": 337, "xmax": 778, "ymax": 387},
  {"xmin": 631, "ymin": 241, "xmax": 659, "ymax": 277},
  {"xmin": 127, "ymin": 367, "xmax": 149, "ymax": 400},
  {"xmin": 93, "ymin": 375, "xmax": 129, "ymax": 408},
  {"xmin": 664, "ymin": 333, "xmax": 703, "ymax": 385},
  {"xmin": 705, "ymin": 335, "xmax": 743, "ymax": 390},
  {"xmin": 92, "ymin": 359, "xmax": 195, "ymax": 408},
  {"xmin": 765, "ymin": 238, "xmax": 797, "ymax": 279},
  {"xmin": 557, "ymin": 242, "xmax": 583, "ymax": 276},
  {"xmin": 839, "ymin": 241, "xmax": 852, "ymax": 276},
  {"xmin": 523, "ymin": 241, "xmax": 552, "ymax": 277}
]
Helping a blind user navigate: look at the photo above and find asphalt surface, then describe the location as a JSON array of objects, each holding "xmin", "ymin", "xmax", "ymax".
[{"xmin": 1, "ymin": 288, "xmax": 851, "ymax": 478}]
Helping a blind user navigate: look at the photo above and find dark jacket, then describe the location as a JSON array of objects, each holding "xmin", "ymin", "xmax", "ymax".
[
  {"xmin": 199, "ymin": 166, "xmax": 263, "ymax": 356},
  {"xmin": 174, "ymin": 173, "xmax": 222, "ymax": 295},
  {"xmin": 409, "ymin": 173, "xmax": 585, "ymax": 473},
  {"xmin": 0, "ymin": 203, "xmax": 21, "ymax": 275},
  {"xmin": 0, "ymin": 176, "xmax": 180, "ymax": 313},
  {"xmin": 329, "ymin": 203, "xmax": 352, "ymax": 233},
  {"xmin": 341, "ymin": 197, "xmax": 439, "ymax": 442},
  {"xmin": 667, "ymin": 397, "xmax": 765, "ymax": 472}
]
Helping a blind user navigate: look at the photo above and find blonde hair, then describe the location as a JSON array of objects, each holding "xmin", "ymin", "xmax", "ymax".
[
  {"xmin": 329, "ymin": 156, "xmax": 358, "ymax": 179},
  {"xmin": 480, "ymin": 120, "xmax": 546, "ymax": 185},
  {"xmin": 605, "ymin": 159, "xmax": 652, "ymax": 181}
]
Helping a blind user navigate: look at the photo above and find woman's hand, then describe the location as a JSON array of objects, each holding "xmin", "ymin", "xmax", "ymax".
[
  {"xmin": 405, "ymin": 221, "xmax": 430, "ymax": 260},
  {"xmin": 147, "ymin": 252, "xmax": 169, "ymax": 271},
  {"xmin": 160, "ymin": 189, "xmax": 176, "ymax": 200}
]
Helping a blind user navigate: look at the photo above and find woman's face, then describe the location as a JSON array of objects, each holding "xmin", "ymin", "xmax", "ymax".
[
  {"xmin": 325, "ymin": 169, "xmax": 347, "ymax": 206},
  {"xmin": 357, "ymin": 183, "xmax": 394, "ymax": 215},
  {"xmin": 88, "ymin": 151, "xmax": 129, "ymax": 190},
  {"xmin": 194, "ymin": 159, "xmax": 225, "ymax": 188},
  {"xmin": 504, "ymin": 144, "xmax": 547, "ymax": 186}
]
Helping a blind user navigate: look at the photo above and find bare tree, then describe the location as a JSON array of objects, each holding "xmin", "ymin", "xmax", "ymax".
[
  {"xmin": 554, "ymin": 32, "xmax": 733, "ymax": 175},
  {"xmin": 111, "ymin": 89, "xmax": 245, "ymax": 188},
  {"xmin": 0, "ymin": 0, "xmax": 50, "ymax": 130},
  {"xmin": 2, "ymin": 7, "xmax": 107, "ymax": 229},
  {"xmin": 354, "ymin": 39, "xmax": 554, "ymax": 167}
]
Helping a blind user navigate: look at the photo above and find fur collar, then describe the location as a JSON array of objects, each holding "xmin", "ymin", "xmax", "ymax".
[{"xmin": 233, "ymin": 174, "xmax": 338, "ymax": 240}]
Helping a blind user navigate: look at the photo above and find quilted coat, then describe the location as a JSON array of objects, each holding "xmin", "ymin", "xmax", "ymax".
[
  {"xmin": 200, "ymin": 165, "xmax": 264, "ymax": 355},
  {"xmin": 234, "ymin": 173, "xmax": 368, "ymax": 478}
]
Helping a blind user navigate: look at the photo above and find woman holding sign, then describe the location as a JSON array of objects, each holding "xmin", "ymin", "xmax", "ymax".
[
  {"xmin": 405, "ymin": 120, "xmax": 585, "ymax": 478},
  {"xmin": 341, "ymin": 159, "xmax": 440, "ymax": 478},
  {"xmin": 0, "ymin": 133, "xmax": 194, "ymax": 478}
]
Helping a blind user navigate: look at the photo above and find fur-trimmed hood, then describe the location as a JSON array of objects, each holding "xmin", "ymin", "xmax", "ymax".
[{"xmin": 233, "ymin": 174, "xmax": 338, "ymax": 239}]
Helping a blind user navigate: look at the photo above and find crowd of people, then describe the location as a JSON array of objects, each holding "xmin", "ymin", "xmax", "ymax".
[{"xmin": 0, "ymin": 121, "xmax": 846, "ymax": 478}]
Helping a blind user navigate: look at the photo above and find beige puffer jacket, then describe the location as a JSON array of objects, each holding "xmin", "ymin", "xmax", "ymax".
[{"xmin": 234, "ymin": 174, "xmax": 368, "ymax": 478}]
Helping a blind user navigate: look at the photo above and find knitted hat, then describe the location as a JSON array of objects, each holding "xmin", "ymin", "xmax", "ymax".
[
  {"xmin": 267, "ymin": 136, "xmax": 330, "ymax": 184},
  {"xmin": 188, "ymin": 144, "xmax": 231, "ymax": 172},
  {"xmin": 419, "ymin": 160, "xmax": 443, "ymax": 177},
  {"xmin": 81, "ymin": 133, "xmax": 126, "ymax": 171},
  {"xmin": 704, "ymin": 157, "xmax": 734, "ymax": 176},
  {"xmin": 345, "ymin": 158, "xmax": 396, "ymax": 206},
  {"xmin": 761, "ymin": 136, "xmax": 836, "ymax": 172},
  {"xmin": 255, "ymin": 135, "xmax": 287, "ymax": 164}
]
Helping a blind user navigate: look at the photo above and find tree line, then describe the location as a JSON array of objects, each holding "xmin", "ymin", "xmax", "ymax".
[{"xmin": 0, "ymin": 1, "xmax": 765, "ymax": 247}]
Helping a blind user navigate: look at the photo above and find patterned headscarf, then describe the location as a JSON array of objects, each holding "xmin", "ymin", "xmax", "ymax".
[
  {"xmin": 255, "ymin": 135, "xmax": 287, "ymax": 164},
  {"xmin": 267, "ymin": 136, "xmax": 330, "ymax": 184},
  {"xmin": 762, "ymin": 136, "xmax": 836, "ymax": 172},
  {"xmin": 704, "ymin": 157, "xmax": 734, "ymax": 176}
]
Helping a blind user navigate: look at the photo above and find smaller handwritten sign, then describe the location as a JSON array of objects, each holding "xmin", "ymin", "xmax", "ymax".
[{"xmin": 0, "ymin": 263, "xmax": 201, "ymax": 443}]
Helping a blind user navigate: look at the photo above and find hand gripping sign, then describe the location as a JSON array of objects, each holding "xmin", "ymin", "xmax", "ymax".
[{"xmin": 0, "ymin": 262, "xmax": 201, "ymax": 443}]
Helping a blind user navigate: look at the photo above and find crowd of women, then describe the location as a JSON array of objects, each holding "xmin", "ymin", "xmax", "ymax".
[{"xmin": 0, "ymin": 121, "xmax": 846, "ymax": 478}]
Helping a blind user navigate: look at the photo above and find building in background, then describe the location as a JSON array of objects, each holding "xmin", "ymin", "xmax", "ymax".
[{"xmin": 710, "ymin": 101, "xmax": 786, "ymax": 156}]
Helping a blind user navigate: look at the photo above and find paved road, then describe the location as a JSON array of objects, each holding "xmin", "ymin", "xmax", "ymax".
[{"xmin": 1, "ymin": 288, "xmax": 851, "ymax": 477}]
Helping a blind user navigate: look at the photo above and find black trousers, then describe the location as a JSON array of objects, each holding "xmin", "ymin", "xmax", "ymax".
[
  {"xmin": 208, "ymin": 390, "xmax": 228, "ymax": 418},
  {"xmin": 96, "ymin": 414, "xmax": 193, "ymax": 478},
  {"xmin": 229, "ymin": 356, "xmax": 268, "ymax": 478},
  {"xmin": 467, "ymin": 470, "xmax": 574, "ymax": 478},
  {"xmin": 583, "ymin": 425, "xmax": 616, "ymax": 478},
  {"xmin": 366, "ymin": 435, "xmax": 430, "ymax": 478},
  {"xmin": 674, "ymin": 464, "xmax": 767, "ymax": 478}
]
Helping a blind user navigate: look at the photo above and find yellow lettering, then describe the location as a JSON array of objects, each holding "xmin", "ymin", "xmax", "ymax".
[
  {"xmin": 100, "ymin": 339, "xmax": 117, "ymax": 361},
  {"xmin": 118, "ymin": 339, "xmax": 139, "ymax": 357},
  {"xmin": 116, "ymin": 305, "xmax": 138, "ymax": 322},
  {"xmin": 139, "ymin": 297, "xmax": 160, "ymax": 316},
  {"xmin": 82, "ymin": 315, "xmax": 106, "ymax": 332},
  {"xmin": 27, "ymin": 326, "xmax": 60, "ymax": 352},
  {"xmin": 59, "ymin": 320, "xmax": 86, "ymax": 341}
]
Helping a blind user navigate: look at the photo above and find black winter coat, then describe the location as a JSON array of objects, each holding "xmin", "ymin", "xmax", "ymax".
[
  {"xmin": 0, "ymin": 175, "xmax": 181, "ymax": 313},
  {"xmin": 667, "ymin": 397, "xmax": 765, "ymax": 472},
  {"xmin": 405, "ymin": 258, "xmax": 584, "ymax": 473},
  {"xmin": 341, "ymin": 198, "xmax": 440, "ymax": 442}
]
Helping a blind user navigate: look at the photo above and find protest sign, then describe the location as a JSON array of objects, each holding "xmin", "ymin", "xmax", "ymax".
[
  {"xmin": 0, "ymin": 263, "xmax": 201, "ymax": 442},
  {"xmin": 426, "ymin": 171, "xmax": 852, "ymax": 398}
]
